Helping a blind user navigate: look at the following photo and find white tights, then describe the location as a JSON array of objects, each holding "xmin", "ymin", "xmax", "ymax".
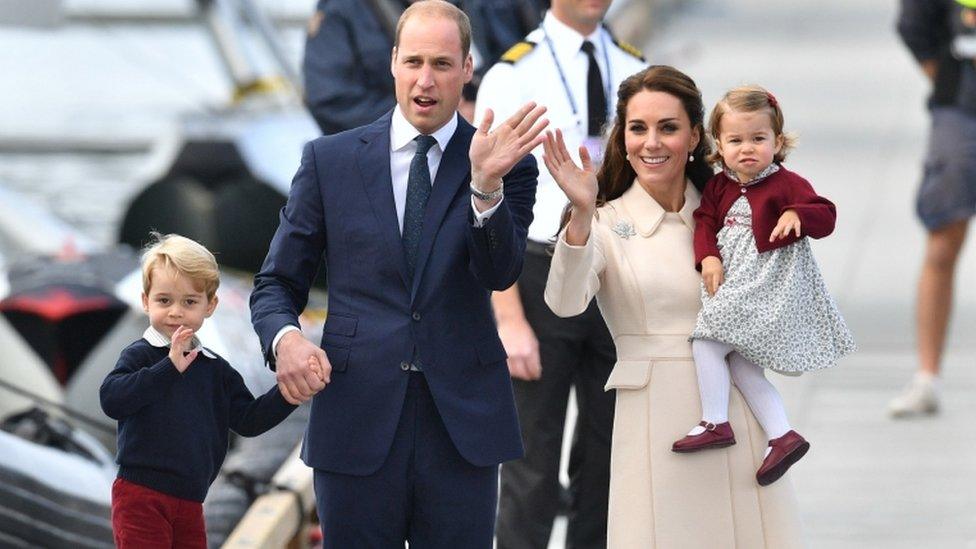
[{"xmin": 690, "ymin": 338, "xmax": 791, "ymax": 440}]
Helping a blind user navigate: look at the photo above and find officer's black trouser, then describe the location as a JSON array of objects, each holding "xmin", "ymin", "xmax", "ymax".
[{"xmin": 495, "ymin": 246, "xmax": 616, "ymax": 549}]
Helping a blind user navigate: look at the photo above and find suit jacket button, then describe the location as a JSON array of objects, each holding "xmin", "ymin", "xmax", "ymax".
[
  {"xmin": 400, "ymin": 361, "xmax": 410, "ymax": 371},
  {"xmin": 412, "ymin": 311, "xmax": 421, "ymax": 321}
]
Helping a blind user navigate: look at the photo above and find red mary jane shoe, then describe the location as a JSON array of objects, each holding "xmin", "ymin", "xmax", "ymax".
[
  {"xmin": 672, "ymin": 421, "xmax": 736, "ymax": 453},
  {"xmin": 756, "ymin": 430, "xmax": 810, "ymax": 486}
]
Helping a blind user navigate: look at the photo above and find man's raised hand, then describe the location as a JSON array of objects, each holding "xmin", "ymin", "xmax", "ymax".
[{"xmin": 470, "ymin": 102, "xmax": 549, "ymax": 190}]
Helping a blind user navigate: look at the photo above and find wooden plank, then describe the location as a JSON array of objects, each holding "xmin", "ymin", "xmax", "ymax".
[{"xmin": 222, "ymin": 444, "xmax": 315, "ymax": 549}]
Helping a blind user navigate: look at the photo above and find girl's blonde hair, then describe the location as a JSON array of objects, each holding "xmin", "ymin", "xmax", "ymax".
[
  {"xmin": 706, "ymin": 85, "xmax": 797, "ymax": 167},
  {"xmin": 141, "ymin": 232, "xmax": 220, "ymax": 299}
]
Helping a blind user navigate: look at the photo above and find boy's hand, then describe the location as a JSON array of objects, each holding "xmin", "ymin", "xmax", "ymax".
[
  {"xmin": 169, "ymin": 325, "xmax": 199, "ymax": 373},
  {"xmin": 769, "ymin": 209, "xmax": 801, "ymax": 242},
  {"xmin": 701, "ymin": 256, "xmax": 725, "ymax": 297},
  {"xmin": 275, "ymin": 331, "xmax": 329, "ymax": 404},
  {"xmin": 307, "ymin": 356, "xmax": 328, "ymax": 383}
]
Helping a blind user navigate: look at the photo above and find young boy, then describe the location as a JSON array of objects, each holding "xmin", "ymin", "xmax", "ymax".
[{"xmin": 100, "ymin": 233, "xmax": 314, "ymax": 548}]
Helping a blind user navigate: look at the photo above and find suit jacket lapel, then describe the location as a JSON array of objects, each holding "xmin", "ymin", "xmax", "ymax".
[
  {"xmin": 410, "ymin": 120, "xmax": 473, "ymax": 300},
  {"xmin": 357, "ymin": 112, "xmax": 410, "ymax": 291}
]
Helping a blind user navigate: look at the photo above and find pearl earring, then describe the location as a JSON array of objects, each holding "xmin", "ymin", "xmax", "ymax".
[
  {"xmin": 626, "ymin": 154, "xmax": 631, "ymax": 160},
  {"xmin": 689, "ymin": 152, "xmax": 695, "ymax": 162}
]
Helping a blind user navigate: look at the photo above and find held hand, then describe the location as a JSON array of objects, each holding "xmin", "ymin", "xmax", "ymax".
[
  {"xmin": 701, "ymin": 256, "xmax": 725, "ymax": 297},
  {"xmin": 541, "ymin": 129, "xmax": 598, "ymax": 213},
  {"xmin": 470, "ymin": 102, "xmax": 549, "ymax": 188},
  {"xmin": 769, "ymin": 209, "xmax": 801, "ymax": 242},
  {"xmin": 498, "ymin": 316, "xmax": 541, "ymax": 381},
  {"xmin": 275, "ymin": 331, "xmax": 330, "ymax": 405},
  {"xmin": 168, "ymin": 326, "xmax": 199, "ymax": 373},
  {"xmin": 308, "ymin": 356, "xmax": 326, "ymax": 382}
]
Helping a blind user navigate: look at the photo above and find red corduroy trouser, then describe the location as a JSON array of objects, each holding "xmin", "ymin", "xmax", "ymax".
[{"xmin": 111, "ymin": 478, "xmax": 207, "ymax": 548}]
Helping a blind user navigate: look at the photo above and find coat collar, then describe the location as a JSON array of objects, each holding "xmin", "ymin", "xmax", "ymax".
[
  {"xmin": 409, "ymin": 118, "xmax": 474, "ymax": 301},
  {"xmin": 616, "ymin": 180, "xmax": 699, "ymax": 237},
  {"xmin": 357, "ymin": 111, "xmax": 410, "ymax": 291}
]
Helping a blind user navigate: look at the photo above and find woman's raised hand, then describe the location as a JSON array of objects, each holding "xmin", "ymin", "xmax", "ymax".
[{"xmin": 542, "ymin": 129, "xmax": 598, "ymax": 213}]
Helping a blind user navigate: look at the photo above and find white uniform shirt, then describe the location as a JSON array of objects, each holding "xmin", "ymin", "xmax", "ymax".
[{"xmin": 475, "ymin": 10, "xmax": 647, "ymax": 244}]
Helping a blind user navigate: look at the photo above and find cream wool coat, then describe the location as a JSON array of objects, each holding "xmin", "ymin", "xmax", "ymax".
[{"xmin": 545, "ymin": 182, "xmax": 805, "ymax": 549}]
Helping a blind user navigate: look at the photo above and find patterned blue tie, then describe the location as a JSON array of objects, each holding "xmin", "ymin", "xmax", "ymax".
[{"xmin": 402, "ymin": 134, "xmax": 437, "ymax": 277}]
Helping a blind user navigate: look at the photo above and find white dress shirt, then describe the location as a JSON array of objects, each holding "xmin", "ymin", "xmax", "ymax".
[
  {"xmin": 143, "ymin": 325, "xmax": 216, "ymax": 359},
  {"xmin": 389, "ymin": 106, "xmax": 501, "ymax": 232},
  {"xmin": 475, "ymin": 10, "xmax": 647, "ymax": 243}
]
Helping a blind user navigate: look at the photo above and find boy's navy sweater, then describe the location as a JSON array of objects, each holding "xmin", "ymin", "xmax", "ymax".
[{"xmin": 99, "ymin": 338, "xmax": 297, "ymax": 502}]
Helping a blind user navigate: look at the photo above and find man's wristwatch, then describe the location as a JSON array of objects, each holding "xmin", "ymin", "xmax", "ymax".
[{"xmin": 470, "ymin": 182, "xmax": 504, "ymax": 201}]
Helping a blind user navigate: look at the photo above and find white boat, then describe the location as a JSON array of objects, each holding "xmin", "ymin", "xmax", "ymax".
[{"xmin": 0, "ymin": 410, "xmax": 116, "ymax": 548}]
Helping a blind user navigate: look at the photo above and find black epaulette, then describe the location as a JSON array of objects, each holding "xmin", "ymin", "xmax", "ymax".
[
  {"xmin": 500, "ymin": 41, "xmax": 536, "ymax": 64},
  {"xmin": 612, "ymin": 36, "xmax": 645, "ymax": 62}
]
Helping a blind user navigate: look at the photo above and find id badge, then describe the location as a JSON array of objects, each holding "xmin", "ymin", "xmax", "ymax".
[{"xmin": 581, "ymin": 136, "xmax": 606, "ymax": 167}]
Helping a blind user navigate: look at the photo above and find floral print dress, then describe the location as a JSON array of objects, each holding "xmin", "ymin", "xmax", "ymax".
[{"xmin": 690, "ymin": 168, "xmax": 856, "ymax": 374}]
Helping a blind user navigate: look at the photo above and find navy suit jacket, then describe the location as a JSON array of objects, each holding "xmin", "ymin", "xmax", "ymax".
[{"xmin": 251, "ymin": 111, "xmax": 536, "ymax": 475}]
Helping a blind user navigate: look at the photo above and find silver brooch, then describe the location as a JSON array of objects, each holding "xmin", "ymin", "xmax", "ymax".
[{"xmin": 612, "ymin": 220, "xmax": 636, "ymax": 239}]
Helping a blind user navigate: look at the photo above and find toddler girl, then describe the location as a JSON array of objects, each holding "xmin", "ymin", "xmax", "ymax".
[{"xmin": 671, "ymin": 86, "xmax": 856, "ymax": 486}]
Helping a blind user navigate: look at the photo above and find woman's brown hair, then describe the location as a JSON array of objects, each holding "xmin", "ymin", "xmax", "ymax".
[{"xmin": 557, "ymin": 65, "xmax": 713, "ymax": 234}]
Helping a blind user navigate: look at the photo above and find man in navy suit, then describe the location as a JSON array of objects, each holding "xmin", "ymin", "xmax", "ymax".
[{"xmin": 250, "ymin": 1, "xmax": 548, "ymax": 546}]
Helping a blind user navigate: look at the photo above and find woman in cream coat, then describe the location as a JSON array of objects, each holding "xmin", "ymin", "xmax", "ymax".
[{"xmin": 541, "ymin": 66, "xmax": 804, "ymax": 548}]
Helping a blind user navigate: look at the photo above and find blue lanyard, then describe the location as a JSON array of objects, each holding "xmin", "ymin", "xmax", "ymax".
[{"xmin": 542, "ymin": 25, "xmax": 613, "ymax": 126}]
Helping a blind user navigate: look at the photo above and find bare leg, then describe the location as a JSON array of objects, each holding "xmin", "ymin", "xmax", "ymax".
[
  {"xmin": 892, "ymin": 219, "xmax": 969, "ymax": 417},
  {"xmin": 916, "ymin": 219, "xmax": 969, "ymax": 375}
]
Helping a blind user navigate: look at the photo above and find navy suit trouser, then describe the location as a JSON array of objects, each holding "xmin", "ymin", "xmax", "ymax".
[{"xmin": 314, "ymin": 372, "xmax": 498, "ymax": 548}]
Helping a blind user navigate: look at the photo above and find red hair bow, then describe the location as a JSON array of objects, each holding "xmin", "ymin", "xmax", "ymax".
[{"xmin": 766, "ymin": 92, "xmax": 778, "ymax": 108}]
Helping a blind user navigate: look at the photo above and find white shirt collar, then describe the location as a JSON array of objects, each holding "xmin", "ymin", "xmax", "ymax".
[
  {"xmin": 390, "ymin": 105, "xmax": 458, "ymax": 153},
  {"xmin": 724, "ymin": 162, "xmax": 780, "ymax": 186},
  {"xmin": 143, "ymin": 326, "xmax": 217, "ymax": 359},
  {"xmin": 542, "ymin": 10, "xmax": 605, "ymax": 59}
]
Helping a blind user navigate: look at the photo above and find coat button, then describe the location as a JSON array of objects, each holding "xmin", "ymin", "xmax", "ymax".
[
  {"xmin": 412, "ymin": 311, "xmax": 421, "ymax": 321},
  {"xmin": 740, "ymin": 187, "xmax": 747, "ymax": 193},
  {"xmin": 400, "ymin": 361, "xmax": 410, "ymax": 371}
]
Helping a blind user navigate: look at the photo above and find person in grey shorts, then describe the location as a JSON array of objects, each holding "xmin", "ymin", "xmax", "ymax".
[
  {"xmin": 892, "ymin": 0, "xmax": 976, "ymax": 417},
  {"xmin": 916, "ymin": 109, "xmax": 976, "ymax": 231}
]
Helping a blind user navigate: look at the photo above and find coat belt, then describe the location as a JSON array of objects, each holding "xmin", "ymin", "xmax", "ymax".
[{"xmin": 613, "ymin": 334, "xmax": 692, "ymax": 361}]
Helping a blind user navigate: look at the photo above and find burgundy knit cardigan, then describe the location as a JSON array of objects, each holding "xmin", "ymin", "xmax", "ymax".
[{"xmin": 692, "ymin": 166, "xmax": 836, "ymax": 270}]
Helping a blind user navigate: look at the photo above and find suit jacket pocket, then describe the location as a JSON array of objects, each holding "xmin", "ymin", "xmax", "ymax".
[
  {"xmin": 604, "ymin": 360, "xmax": 652, "ymax": 391},
  {"xmin": 323, "ymin": 313, "xmax": 358, "ymax": 337},
  {"xmin": 321, "ymin": 313, "xmax": 356, "ymax": 373}
]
